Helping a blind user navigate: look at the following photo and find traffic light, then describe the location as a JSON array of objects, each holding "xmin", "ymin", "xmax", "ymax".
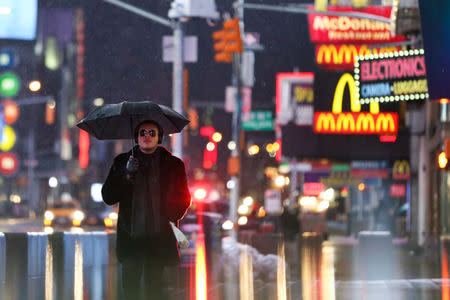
[{"xmin": 212, "ymin": 18, "xmax": 243, "ymax": 63}]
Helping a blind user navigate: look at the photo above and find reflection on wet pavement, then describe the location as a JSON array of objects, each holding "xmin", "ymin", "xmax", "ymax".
[{"xmin": 4, "ymin": 231, "xmax": 449, "ymax": 299}]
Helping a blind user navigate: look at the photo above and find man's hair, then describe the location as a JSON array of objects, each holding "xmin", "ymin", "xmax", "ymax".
[{"xmin": 134, "ymin": 120, "xmax": 164, "ymax": 144}]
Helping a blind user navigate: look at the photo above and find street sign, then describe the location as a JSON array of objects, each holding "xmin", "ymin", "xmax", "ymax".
[
  {"xmin": 0, "ymin": 152, "xmax": 19, "ymax": 175},
  {"xmin": 242, "ymin": 110, "xmax": 274, "ymax": 131},
  {"xmin": 162, "ymin": 36, "xmax": 198, "ymax": 63},
  {"xmin": 264, "ymin": 189, "xmax": 282, "ymax": 215},
  {"xmin": 243, "ymin": 32, "xmax": 260, "ymax": 47},
  {"xmin": 225, "ymin": 86, "xmax": 252, "ymax": 113}
]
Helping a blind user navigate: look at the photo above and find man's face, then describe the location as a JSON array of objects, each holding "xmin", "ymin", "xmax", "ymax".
[{"xmin": 138, "ymin": 123, "xmax": 159, "ymax": 153}]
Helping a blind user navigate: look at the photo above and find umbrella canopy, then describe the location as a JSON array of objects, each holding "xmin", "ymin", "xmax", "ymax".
[{"xmin": 76, "ymin": 101, "xmax": 190, "ymax": 140}]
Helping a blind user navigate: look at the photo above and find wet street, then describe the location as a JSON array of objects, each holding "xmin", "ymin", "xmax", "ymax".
[{"xmin": 1, "ymin": 226, "xmax": 448, "ymax": 300}]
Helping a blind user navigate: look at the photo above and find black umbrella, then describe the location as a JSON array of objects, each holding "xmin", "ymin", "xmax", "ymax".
[{"xmin": 76, "ymin": 101, "xmax": 190, "ymax": 140}]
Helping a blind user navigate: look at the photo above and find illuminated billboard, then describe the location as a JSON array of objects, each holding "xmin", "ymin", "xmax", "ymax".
[
  {"xmin": 0, "ymin": 0, "xmax": 38, "ymax": 40},
  {"xmin": 281, "ymin": 71, "xmax": 410, "ymax": 160},
  {"xmin": 315, "ymin": 44, "xmax": 401, "ymax": 70},
  {"xmin": 355, "ymin": 49, "xmax": 428, "ymax": 104},
  {"xmin": 275, "ymin": 72, "xmax": 314, "ymax": 126},
  {"xmin": 307, "ymin": 6, "xmax": 406, "ymax": 44},
  {"xmin": 313, "ymin": 72, "xmax": 398, "ymax": 135}
]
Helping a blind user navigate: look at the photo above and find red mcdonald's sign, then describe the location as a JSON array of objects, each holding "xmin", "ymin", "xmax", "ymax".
[
  {"xmin": 313, "ymin": 73, "xmax": 399, "ymax": 135},
  {"xmin": 314, "ymin": 112, "xmax": 398, "ymax": 134},
  {"xmin": 315, "ymin": 44, "xmax": 402, "ymax": 70}
]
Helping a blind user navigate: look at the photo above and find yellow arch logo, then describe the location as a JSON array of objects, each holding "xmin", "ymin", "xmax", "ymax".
[
  {"xmin": 331, "ymin": 73, "xmax": 379, "ymax": 114},
  {"xmin": 313, "ymin": 73, "xmax": 398, "ymax": 135}
]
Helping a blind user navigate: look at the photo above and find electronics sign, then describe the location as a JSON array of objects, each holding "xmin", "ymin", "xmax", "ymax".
[{"xmin": 355, "ymin": 49, "xmax": 429, "ymax": 104}]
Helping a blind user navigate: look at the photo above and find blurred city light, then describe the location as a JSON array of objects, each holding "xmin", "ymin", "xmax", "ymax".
[
  {"xmin": 438, "ymin": 151, "xmax": 448, "ymax": 169},
  {"xmin": 226, "ymin": 179, "xmax": 236, "ymax": 189},
  {"xmin": 206, "ymin": 142, "xmax": 215, "ymax": 151},
  {"xmin": 238, "ymin": 216, "xmax": 248, "ymax": 225},
  {"xmin": 0, "ymin": 72, "xmax": 20, "ymax": 97},
  {"xmin": 28, "ymin": 80, "xmax": 41, "ymax": 92},
  {"xmin": 222, "ymin": 219, "xmax": 234, "ymax": 230},
  {"xmin": 317, "ymin": 200, "xmax": 330, "ymax": 212},
  {"xmin": 0, "ymin": 7, "xmax": 11, "ymax": 15},
  {"xmin": 299, "ymin": 196, "xmax": 317, "ymax": 207},
  {"xmin": 358, "ymin": 183, "xmax": 365, "ymax": 191},
  {"xmin": 93, "ymin": 97, "xmax": 104, "ymax": 106},
  {"xmin": 0, "ymin": 125, "xmax": 16, "ymax": 151},
  {"xmin": 3, "ymin": 99, "xmax": 19, "ymax": 124},
  {"xmin": 243, "ymin": 196, "xmax": 253, "ymax": 206},
  {"xmin": 238, "ymin": 204, "xmax": 249, "ymax": 215},
  {"xmin": 10, "ymin": 194, "xmax": 21, "ymax": 203},
  {"xmin": 278, "ymin": 162, "xmax": 290, "ymax": 174},
  {"xmin": 266, "ymin": 143, "xmax": 274, "ymax": 153},
  {"xmin": 193, "ymin": 188, "xmax": 207, "ymax": 200},
  {"xmin": 439, "ymin": 98, "xmax": 449, "ymax": 104},
  {"xmin": 209, "ymin": 189, "xmax": 220, "ymax": 201},
  {"xmin": 90, "ymin": 183, "xmax": 103, "ymax": 202},
  {"xmin": 272, "ymin": 142, "xmax": 280, "ymax": 151},
  {"xmin": 212, "ymin": 132, "xmax": 222, "ymax": 142},
  {"xmin": 228, "ymin": 141, "xmax": 236, "ymax": 150},
  {"xmin": 248, "ymin": 144, "xmax": 260, "ymax": 156},
  {"xmin": 257, "ymin": 207, "xmax": 266, "ymax": 218},
  {"xmin": 321, "ymin": 188, "xmax": 335, "ymax": 201},
  {"xmin": 48, "ymin": 177, "xmax": 58, "ymax": 188},
  {"xmin": 274, "ymin": 175, "xmax": 286, "ymax": 188}
]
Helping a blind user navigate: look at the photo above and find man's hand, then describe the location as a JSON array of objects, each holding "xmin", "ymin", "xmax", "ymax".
[{"xmin": 126, "ymin": 156, "xmax": 139, "ymax": 173}]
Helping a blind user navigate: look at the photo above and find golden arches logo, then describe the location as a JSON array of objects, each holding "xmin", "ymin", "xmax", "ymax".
[
  {"xmin": 316, "ymin": 44, "xmax": 401, "ymax": 67},
  {"xmin": 356, "ymin": 114, "xmax": 375, "ymax": 132},
  {"xmin": 313, "ymin": 73, "xmax": 397, "ymax": 135},
  {"xmin": 393, "ymin": 160, "xmax": 410, "ymax": 180},
  {"xmin": 336, "ymin": 113, "xmax": 355, "ymax": 131},
  {"xmin": 315, "ymin": 113, "xmax": 335, "ymax": 131},
  {"xmin": 376, "ymin": 114, "xmax": 396, "ymax": 132}
]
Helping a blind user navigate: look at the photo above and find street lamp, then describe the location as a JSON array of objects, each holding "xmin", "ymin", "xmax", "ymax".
[{"xmin": 102, "ymin": 0, "xmax": 219, "ymax": 158}]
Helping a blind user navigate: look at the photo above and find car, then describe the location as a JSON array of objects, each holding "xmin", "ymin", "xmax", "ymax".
[
  {"xmin": 84, "ymin": 202, "xmax": 118, "ymax": 228},
  {"xmin": 43, "ymin": 200, "xmax": 86, "ymax": 227}
]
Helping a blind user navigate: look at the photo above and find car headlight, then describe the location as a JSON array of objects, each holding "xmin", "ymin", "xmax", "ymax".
[
  {"xmin": 72, "ymin": 210, "xmax": 85, "ymax": 221},
  {"xmin": 44, "ymin": 211, "xmax": 55, "ymax": 221}
]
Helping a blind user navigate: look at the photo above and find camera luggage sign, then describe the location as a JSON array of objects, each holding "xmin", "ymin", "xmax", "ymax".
[{"xmin": 355, "ymin": 49, "xmax": 428, "ymax": 104}]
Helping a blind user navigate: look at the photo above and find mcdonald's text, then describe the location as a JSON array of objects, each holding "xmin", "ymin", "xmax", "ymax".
[
  {"xmin": 313, "ymin": 112, "xmax": 398, "ymax": 134},
  {"xmin": 308, "ymin": 6, "xmax": 406, "ymax": 43},
  {"xmin": 315, "ymin": 44, "xmax": 401, "ymax": 70}
]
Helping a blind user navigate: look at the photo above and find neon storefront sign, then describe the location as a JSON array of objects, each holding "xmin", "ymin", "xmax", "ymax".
[
  {"xmin": 315, "ymin": 44, "xmax": 402, "ymax": 70},
  {"xmin": 355, "ymin": 49, "xmax": 429, "ymax": 104},
  {"xmin": 314, "ymin": 73, "xmax": 398, "ymax": 135}
]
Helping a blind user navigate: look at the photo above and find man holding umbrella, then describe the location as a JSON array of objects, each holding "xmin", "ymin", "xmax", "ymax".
[{"xmin": 78, "ymin": 101, "xmax": 191, "ymax": 299}]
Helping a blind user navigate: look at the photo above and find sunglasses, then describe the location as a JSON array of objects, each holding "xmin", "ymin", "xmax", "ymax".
[{"xmin": 139, "ymin": 129, "xmax": 157, "ymax": 137}]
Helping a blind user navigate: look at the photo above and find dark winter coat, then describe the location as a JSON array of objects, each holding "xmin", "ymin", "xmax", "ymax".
[{"xmin": 102, "ymin": 146, "xmax": 191, "ymax": 264}]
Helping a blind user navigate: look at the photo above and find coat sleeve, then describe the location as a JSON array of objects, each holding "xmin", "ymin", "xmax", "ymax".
[
  {"xmin": 166, "ymin": 159, "xmax": 191, "ymax": 222},
  {"xmin": 102, "ymin": 155, "xmax": 129, "ymax": 206}
]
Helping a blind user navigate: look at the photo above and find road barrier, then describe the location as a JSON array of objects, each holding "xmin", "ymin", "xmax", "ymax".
[
  {"xmin": 0, "ymin": 231, "xmax": 116, "ymax": 300},
  {"xmin": 3, "ymin": 233, "xmax": 48, "ymax": 300},
  {"xmin": 0, "ymin": 233, "xmax": 4, "ymax": 298},
  {"xmin": 358, "ymin": 231, "xmax": 394, "ymax": 280}
]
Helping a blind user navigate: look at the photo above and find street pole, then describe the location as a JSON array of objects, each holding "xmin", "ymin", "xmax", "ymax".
[
  {"xmin": 102, "ymin": 0, "xmax": 185, "ymax": 158},
  {"xmin": 229, "ymin": 0, "xmax": 245, "ymax": 240},
  {"xmin": 172, "ymin": 20, "xmax": 184, "ymax": 159}
]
